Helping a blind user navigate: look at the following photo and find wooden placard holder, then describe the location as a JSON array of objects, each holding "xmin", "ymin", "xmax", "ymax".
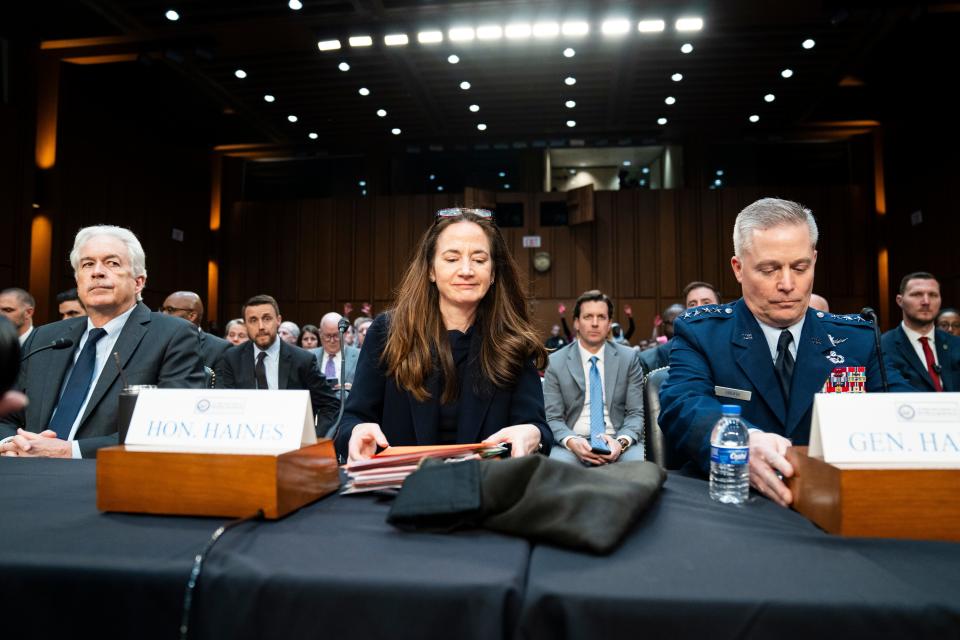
[
  {"xmin": 97, "ymin": 440, "xmax": 340, "ymax": 519},
  {"xmin": 786, "ymin": 446, "xmax": 960, "ymax": 542}
]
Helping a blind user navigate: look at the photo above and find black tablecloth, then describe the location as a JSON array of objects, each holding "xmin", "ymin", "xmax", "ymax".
[
  {"xmin": 0, "ymin": 459, "xmax": 529, "ymax": 640},
  {"xmin": 518, "ymin": 473, "xmax": 960, "ymax": 640}
]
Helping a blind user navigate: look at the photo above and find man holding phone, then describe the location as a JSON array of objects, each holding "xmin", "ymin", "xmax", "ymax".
[{"xmin": 543, "ymin": 290, "xmax": 646, "ymax": 465}]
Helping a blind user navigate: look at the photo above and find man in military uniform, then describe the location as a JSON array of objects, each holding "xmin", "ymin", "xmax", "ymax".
[{"xmin": 659, "ymin": 197, "xmax": 910, "ymax": 507}]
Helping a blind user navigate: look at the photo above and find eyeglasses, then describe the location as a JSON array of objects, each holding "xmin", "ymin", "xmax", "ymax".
[
  {"xmin": 435, "ymin": 207, "xmax": 493, "ymax": 219},
  {"xmin": 320, "ymin": 333, "xmax": 341, "ymax": 342},
  {"xmin": 159, "ymin": 306, "xmax": 193, "ymax": 314},
  {"xmin": 939, "ymin": 321, "xmax": 960, "ymax": 330}
]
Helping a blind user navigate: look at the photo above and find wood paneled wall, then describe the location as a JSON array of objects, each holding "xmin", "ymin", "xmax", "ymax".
[{"xmin": 221, "ymin": 185, "xmax": 874, "ymax": 338}]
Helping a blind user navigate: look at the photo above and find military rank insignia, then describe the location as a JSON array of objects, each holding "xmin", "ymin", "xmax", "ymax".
[{"xmin": 822, "ymin": 366, "xmax": 867, "ymax": 393}]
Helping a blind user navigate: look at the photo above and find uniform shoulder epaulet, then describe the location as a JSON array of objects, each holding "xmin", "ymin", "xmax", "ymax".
[
  {"xmin": 678, "ymin": 303, "xmax": 734, "ymax": 322},
  {"xmin": 817, "ymin": 310, "xmax": 872, "ymax": 327}
]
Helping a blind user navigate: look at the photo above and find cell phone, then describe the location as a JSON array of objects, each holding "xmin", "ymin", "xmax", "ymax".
[{"xmin": 590, "ymin": 433, "xmax": 611, "ymax": 455}]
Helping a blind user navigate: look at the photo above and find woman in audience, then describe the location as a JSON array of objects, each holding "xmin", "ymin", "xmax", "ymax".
[
  {"xmin": 299, "ymin": 324, "xmax": 320, "ymax": 349},
  {"xmin": 336, "ymin": 208, "xmax": 551, "ymax": 461},
  {"xmin": 224, "ymin": 318, "xmax": 249, "ymax": 345},
  {"xmin": 354, "ymin": 317, "xmax": 373, "ymax": 348}
]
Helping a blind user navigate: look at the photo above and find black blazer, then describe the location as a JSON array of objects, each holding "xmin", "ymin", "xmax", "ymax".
[
  {"xmin": 217, "ymin": 339, "xmax": 339, "ymax": 434},
  {"xmin": 0, "ymin": 303, "xmax": 206, "ymax": 457},
  {"xmin": 334, "ymin": 314, "xmax": 552, "ymax": 460},
  {"xmin": 198, "ymin": 330, "xmax": 231, "ymax": 370},
  {"xmin": 881, "ymin": 326, "xmax": 960, "ymax": 392}
]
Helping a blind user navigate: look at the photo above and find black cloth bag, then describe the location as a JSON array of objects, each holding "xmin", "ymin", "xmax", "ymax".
[{"xmin": 387, "ymin": 455, "xmax": 667, "ymax": 554}]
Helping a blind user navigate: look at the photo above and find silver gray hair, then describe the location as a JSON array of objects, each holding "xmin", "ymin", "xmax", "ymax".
[
  {"xmin": 320, "ymin": 312, "xmax": 342, "ymax": 332},
  {"xmin": 279, "ymin": 321, "xmax": 300, "ymax": 339},
  {"xmin": 70, "ymin": 225, "xmax": 147, "ymax": 301},
  {"xmin": 733, "ymin": 198, "xmax": 818, "ymax": 257}
]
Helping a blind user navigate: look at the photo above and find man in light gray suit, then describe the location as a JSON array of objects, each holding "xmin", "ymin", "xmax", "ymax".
[
  {"xmin": 311, "ymin": 312, "xmax": 360, "ymax": 390},
  {"xmin": 0, "ymin": 225, "xmax": 205, "ymax": 458},
  {"xmin": 544, "ymin": 290, "xmax": 645, "ymax": 465}
]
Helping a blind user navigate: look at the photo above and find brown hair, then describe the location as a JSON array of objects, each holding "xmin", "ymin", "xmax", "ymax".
[
  {"xmin": 682, "ymin": 281, "xmax": 721, "ymax": 304},
  {"xmin": 899, "ymin": 271, "xmax": 938, "ymax": 294},
  {"xmin": 383, "ymin": 211, "xmax": 547, "ymax": 403},
  {"xmin": 242, "ymin": 294, "xmax": 280, "ymax": 317},
  {"xmin": 573, "ymin": 289, "xmax": 612, "ymax": 319}
]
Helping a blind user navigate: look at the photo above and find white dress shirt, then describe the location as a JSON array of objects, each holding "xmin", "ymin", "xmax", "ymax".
[
  {"xmin": 901, "ymin": 322, "xmax": 939, "ymax": 368},
  {"xmin": 18, "ymin": 325, "xmax": 34, "ymax": 347},
  {"xmin": 253, "ymin": 337, "xmax": 282, "ymax": 390},
  {"xmin": 757, "ymin": 316, "xmax": 805, "ymax": 364}
]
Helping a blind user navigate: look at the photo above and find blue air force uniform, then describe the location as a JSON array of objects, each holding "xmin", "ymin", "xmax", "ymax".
[{"xmin": 658, "ymin": 298, "xmax": 912, "ymax": 474}]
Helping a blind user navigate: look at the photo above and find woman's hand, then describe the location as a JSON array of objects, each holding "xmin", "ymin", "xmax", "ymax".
[
  {"xmin": 348, "ymin": 423, "xmax": 389, "ymax": 462},
  {"xmin": 482, "ymin": 424, "xmax": 542, "ymax": 457}
]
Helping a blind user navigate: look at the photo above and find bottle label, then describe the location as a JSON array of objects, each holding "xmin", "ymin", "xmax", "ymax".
[{"xmin": 711, "ymin": 445, "xmax": 749, "ymax": 465}]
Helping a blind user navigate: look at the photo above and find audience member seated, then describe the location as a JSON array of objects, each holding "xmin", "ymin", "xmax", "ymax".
[
  {"xmin": 159, "ymin": 290, "xmax": 230, "ymax": 371},
  {"xmin": 658, "ymin": 198, "xmax": 911, "ymax": 506},
  {"xmin": 224, "ymin": 318, "xmax": 248, "ymax": 345},
  {"xmin": 683, "ymin": 281, "xmax": 721, "ymax": 308},
  {"xmin": 56, "ymin": 288, "xmax": 86, "ymax": 320},
  {"xmin": 335, "ymin": 207, "xmax": 551, "ymax": 462},
  {"xmin": 218, "ymin": 295, "xmax": 338, "ymax": 434},
  {"xmin": 299, "ymin": 324, "xmax": 320, "ymax": 350},
  {"xmin": 809, "ymin": 293, "xmax": 830, "ymax": 313},
  {"xmin": 312, "ymin": 312, "xmax": 360, "ymax": 391},
  {"xmin": 881, "ymin": 272, "xmax": 960, "ymax": 392},
  {"xmin": 0, "ymin": 225, "xmax": 205, "ymax": 458},
  {"xmin": 354, "ymin": 316, "xmax": 373, "ymax": 348},
  {"xmin": 937, "ymin": 307, "xmax": 960, "ymax": 337},
  {"xmin": 639, "ymin": 304, "xmax": 684, "ymax": 375},
  {"xmin": 278, "ymin": 320, "xmax": 300, "ymax": 345},
  {"xmin": 545, "ymin": 324, "xmax": 568, "ymax": 350},
  {"xmin": 543, "ymin": 289, "xmax": 645, "ymax": 465},
  {"xmin": 0, "ymin": 288, "xmax": 35, "ymax": 350}
]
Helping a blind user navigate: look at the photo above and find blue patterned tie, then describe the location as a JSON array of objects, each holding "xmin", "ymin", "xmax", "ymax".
[
  {"xmin": 49, "ymin": 328, "xmax": 108, "ymax": 439},
  {"xmin": 589, "ymin": 356, "xmax": 605, "ymax": 443}
]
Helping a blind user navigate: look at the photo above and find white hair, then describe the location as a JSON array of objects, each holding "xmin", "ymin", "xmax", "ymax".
[
  {"xmin": 320, "ymin": 312, "xmax": 342, "ymax": 331},
  {"xmin": 279, "ymin": 321, "xmax": 300, "ymax": 338},
  {"xmin": 733, "ymin": 198, "xmax": 818, "ymax": 257},
  {"xmin": 70, "ymin": 225, "xmax": 147, "ymax": 301}
]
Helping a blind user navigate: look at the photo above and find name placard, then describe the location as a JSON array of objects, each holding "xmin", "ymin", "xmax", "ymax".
[
  {"xmin": 125, "ymin": 389, "xmax": 316, "ymax": 455},
  {"xmin": 809, "ymin": 392, "xmax": 960, "ymax": 468}
]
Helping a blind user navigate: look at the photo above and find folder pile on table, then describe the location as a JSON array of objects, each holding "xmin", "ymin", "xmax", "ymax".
[{"xmin": 341, "ymin": 443, "xmax": 507, "ymax": 494}]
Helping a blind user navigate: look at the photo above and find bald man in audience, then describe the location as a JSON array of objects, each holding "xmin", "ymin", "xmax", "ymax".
[
  {"xmin": 809, "ymin": 294, "xmax": 830, "ymax": 313},
  {"xmin": 160, "ymin": 290, "xmax": 231, "ymax": 371},
  {"xmin": 312, "ymin": 312, "xmax": 360, "ymax": 391}
]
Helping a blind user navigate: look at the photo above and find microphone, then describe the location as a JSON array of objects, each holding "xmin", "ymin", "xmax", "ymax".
[
  {"xmin": 20, "ymin": 338, "xmax": 74, "ymax": 362},
  {"xmin": 330, "ymin": 317, "xmax": 351, "ymax": 458},
  {"xmin": 860, "ymin": 307, "xmax": 890, "ymax": 392}
]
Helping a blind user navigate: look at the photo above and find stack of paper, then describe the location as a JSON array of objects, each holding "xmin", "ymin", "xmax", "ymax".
[{"xmin": 341, "ymin": 443, "xmax": 507, "ymax": 494}]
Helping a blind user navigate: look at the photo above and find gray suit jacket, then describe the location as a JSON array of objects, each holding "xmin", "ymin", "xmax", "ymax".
[
  {"xmin": 310, "ymin": 345, "xmax": 360, "ymax": 385},
  {"xmin": 0, "ymin": 302, "xmax": 206, "ymax": 457},
  {"xmin": 543, "ymin": 340, "xmax": 645, "ymax": 447}
]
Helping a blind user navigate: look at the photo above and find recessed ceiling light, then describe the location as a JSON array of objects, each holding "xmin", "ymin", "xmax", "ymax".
[
  {"xmin": 749, "ymin": 114, "xmax": 760, "ymax": 123},
  {"xmin": 349, "ymin": 36, "xmax": 373, "ymax": 47},
  {"xmin": 680, "ymin": 43, "xmax": 694, "ymax": 54},
  {"xmin": 802, "ymin": 38, "xmax": 816, "ymax": 49},
  {"xmin": 391, "ymin": 128, "xmax": 401, "ymax": 135},
  {"xmin": 716, "ymin": 170, "xmax": 724, "ymax": 176},
  {"xmin": 642, "ymin": 167, "xmax": 650, "ymax": 174},
  {"xmin": 503, "ymin": 184, "xmax": 511, "ymax": 189},
  {"xmin": 568, "ymin": 168, "xmax": 576, "ymax": 175},
  {"xmin": 601, "ymin": 19, "xmax": 631, "ymax": 36},
  {"xmin": 498, "ymin": 171, "xmax": 506, "ymax": 177},
  {"xmin": 764, "ymin": 93, "xmax": 776, "ymax": 102},
  {"xmin": 657, "ymin": 117, "xmax": 668, "ymax": 125},
  {"xmin": 384, "ymin": 34, "xmax": 409, "ymax": 46},
  {"xmin": 317, "ymin": 40, "xmax": 341, "ymax": 51},
  {"xmin": 469, "ymin": 104, "xmax": 480, "ymax": 112},
  {"xmin": 358, "ymin": 87, "xmax": 370, "ymax": 96},
  {"xmin": 234, "ymin": 69, "xmax": 247, "ymax": 79},
  {"xmin": 308, "ymin": 132, "xmax": 318, "ymax": 139},
  {"xmin": 676, "ymin": 17, "xmax": 704, "ymax": 32},
  {"xmin": 563, "ymin": 47, "xmax": 575, "ymax": 58},
  {"xmin": 665, "ymin": 96, "xmax": 676, "ymax": 105},
  {"xmin": 338, "ymin": 62, "xmax": 350, "ymax": 72},
  {"xmin": 505, "ymin": 23, "xmax": 532, "ymax": 39},
  {"xmin": 566, "ymin": 120, "xmax": 576, "ymax": 128},
  {"xmin": 477, "ymin": 123, "xmax": 487, "ymax": 131},
  {"xmin": 287, "ymin": 115, "xmax": 298, "ymax": 122},
  {"xmin": 437, "ymin": 185, "xmax": 444, "ymax": 191},
  {"xmin": 418, "ymin": 31, "xmax": 443, "ymax": 44},
  {"xmin": 376, "ymin": 109, "xmax": 387, "ymax": 117},
  {"xmin": 449, "ymin": 27, "xmax": 475, "ymax": 42},
  {"xmin": 448, "ymin": 54, "xmax": 460, "ymax": 64},
  {"xmin": 263, "ymin": 94, "xmax": 275, "ymax": 103},
  {"xmin": 714, "ymin": 179, "xmax": 722, "ymax": 186},
  {"xmin": 565, "ymin": 100, "xmax": 576, "ymax": 108},
  {"xmin": 623, "ymin": 160, "xmax": 632, "ymax": 166},
  {"xmin": 638, "ymin": 19, "xmax": 666, "ymax": 33},
  {"xmin": 564, "ymin": 76, "xmax": 576, "ymax": 86},
  {"xmin": 460, "ymin": 81, "xmax": 471, "ymax": 90},
  {"xmin": 358, "ymin": 180, "xmax": 366, "ymax": 186},
  {"xmin": 288, "ymin": 0, "xmax": 302, "ymax": 9},
  {"xmin": 477, "ymin": 25, "xmax": 503, "ymax": 40},
  {"xmin": 429, "ymin": 174, "xmax": 436, "ymax": 180},
  {"xmin": 165, "ymin": 9, "xmax": 180, "ymax": 21},
  {"xmin": 533, "ymin": 22, "xmax": 560, "ymax": 38},
  {"xmin": 562, "ymin": 21, "xmax": 589, "ymax": 36},
  {"xmin": 781, "ymin": 68, "xmax": 794, "ymax": 78},
  {"xmin": 672, "ymin": 73, "xmax": 683, "ymax": 82},
  {"xmin": 361, "ymin": 189, "xmax": 367, "ymax": 196}
]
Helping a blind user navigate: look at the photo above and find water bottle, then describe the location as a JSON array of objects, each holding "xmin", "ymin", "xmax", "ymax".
[{"xmin": 709, "ymin": 404, "xmax": 750, "ymax": 504}]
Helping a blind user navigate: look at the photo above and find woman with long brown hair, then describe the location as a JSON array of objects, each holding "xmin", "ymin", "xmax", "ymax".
[{"xmin": 335, "ymin": 208, "xmax": 551, "ymax": 461}]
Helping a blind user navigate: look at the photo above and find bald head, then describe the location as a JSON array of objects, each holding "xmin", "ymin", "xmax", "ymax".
[
  {"xmin": 809, "ymin": 294, "xmax": 829, "ymax": 313},
  {"xmin": 161, "ymin": 291, "xmax": 203, "ymax": 326}
]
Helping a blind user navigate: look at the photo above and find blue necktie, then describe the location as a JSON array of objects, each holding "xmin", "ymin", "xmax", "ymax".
[
  {"xmin": 49, "ymin": 328, "xmax": 108, "ymax": 439},
  {"xmin": 589, "ymin": 356, "xmax": 605, "ymax": 442}
]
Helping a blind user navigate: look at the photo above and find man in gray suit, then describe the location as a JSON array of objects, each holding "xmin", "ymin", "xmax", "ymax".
[
  {"xmin": 312, "ymin": 312, "xmax": 360, "ymax": 391},
  {"xmin": 0, "ymin": 225, "xmax": 205, "ymax": 458},
  {"xmin": 544, "ymin": 290, "xmax": 645, "ymax": 465}
]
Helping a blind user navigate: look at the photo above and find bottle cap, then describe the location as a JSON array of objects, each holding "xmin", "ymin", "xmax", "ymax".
[{"xmin": 721, "ymin": 404, "xmax": 741, "ymax": 416}]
